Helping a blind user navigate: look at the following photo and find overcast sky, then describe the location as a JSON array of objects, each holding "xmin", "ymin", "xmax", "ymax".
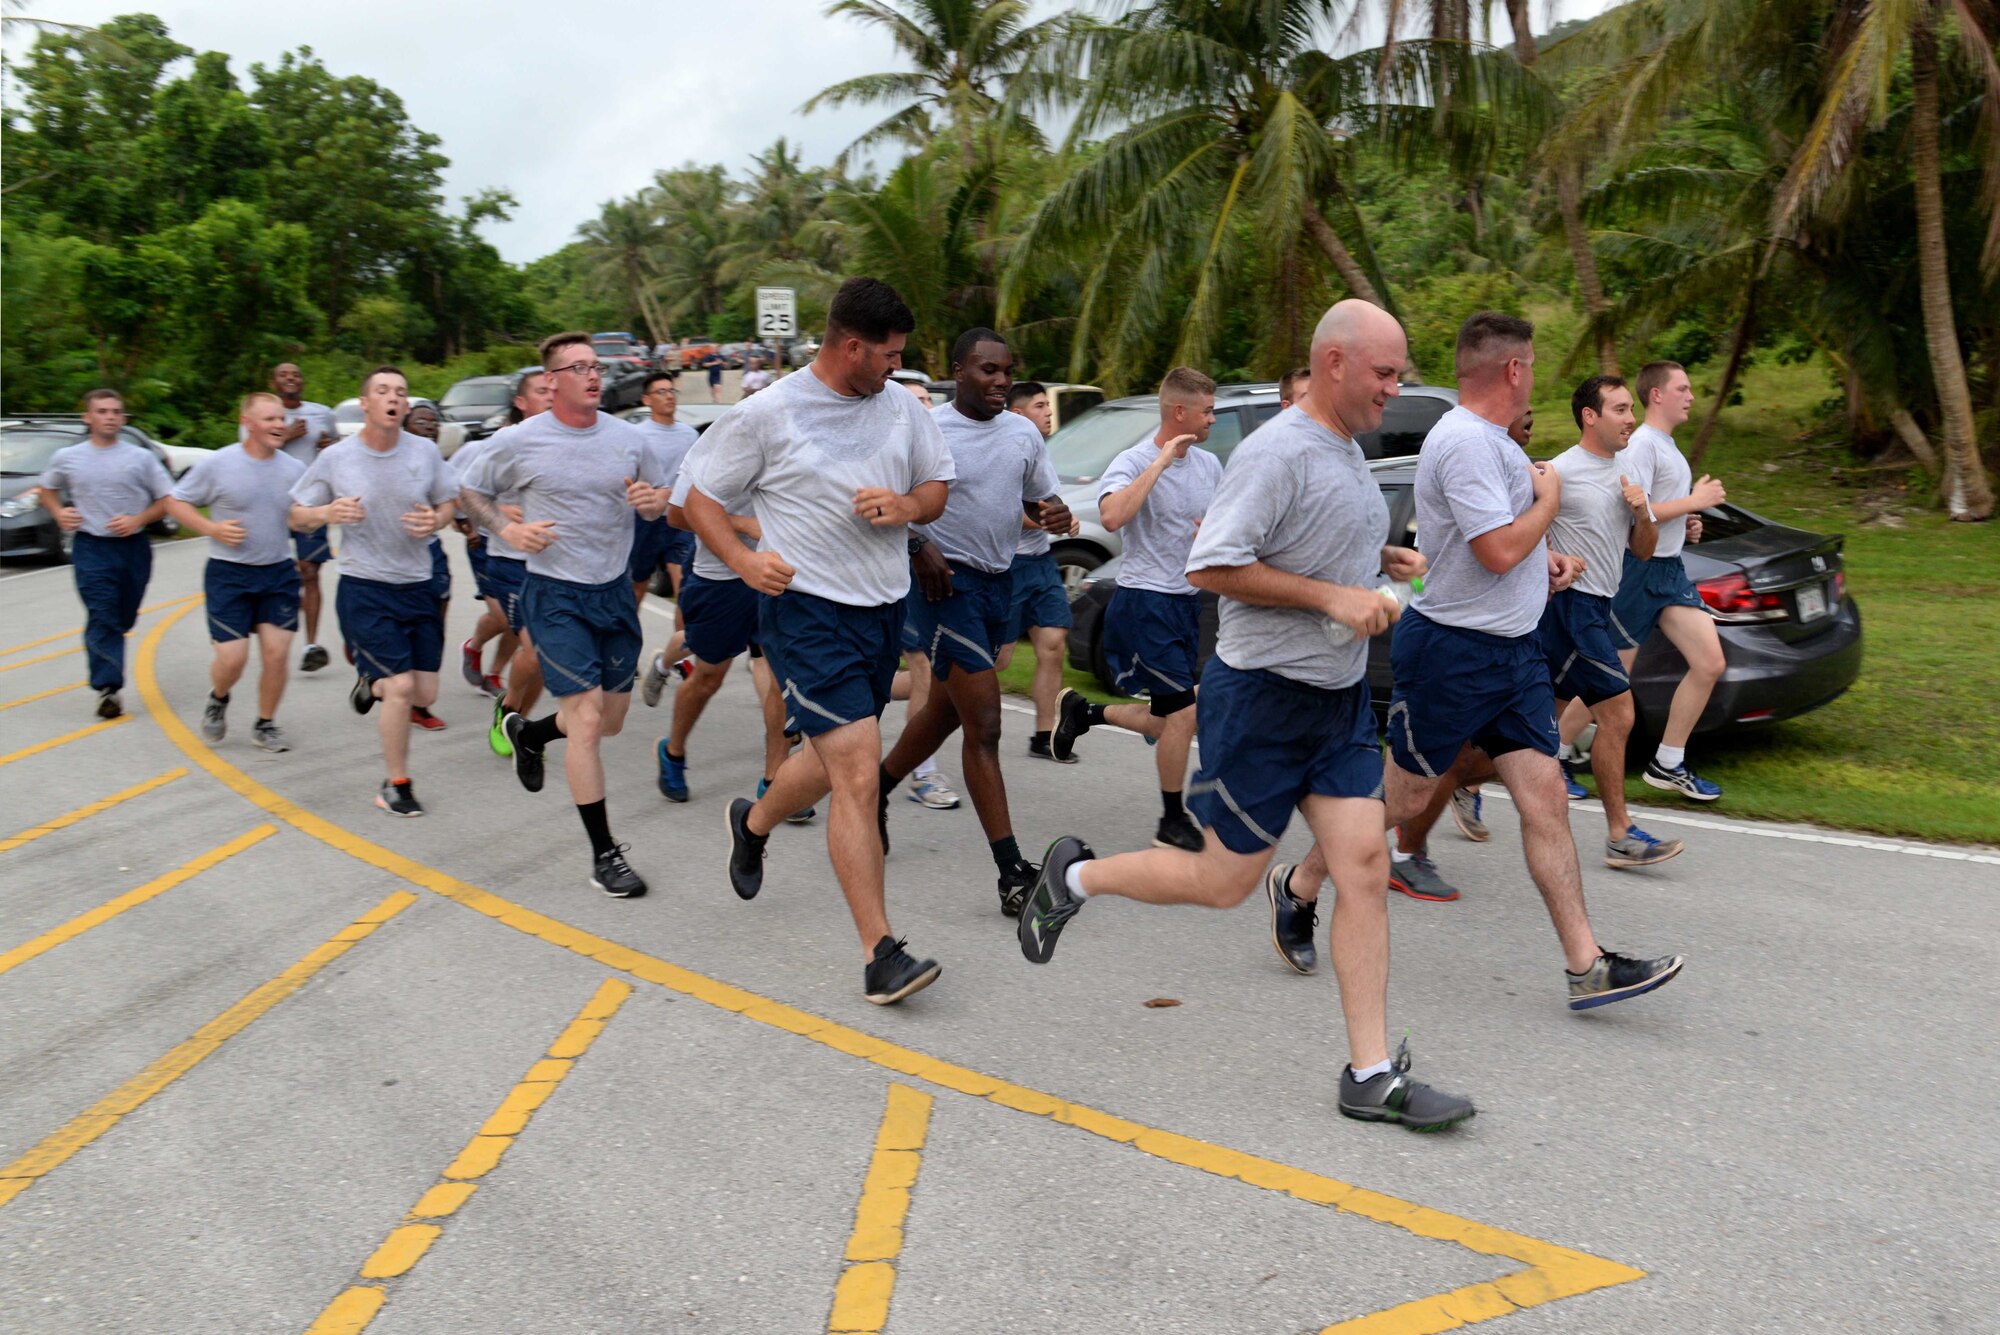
[{"xmin": 30, "ymin": 0, "xmax": 1611, "ymax": 264}]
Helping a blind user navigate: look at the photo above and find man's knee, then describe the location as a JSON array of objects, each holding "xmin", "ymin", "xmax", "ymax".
[
  {"xmin": 1199, "ymin": 846, "xmax": 1268, "ymax": 907},
  {"xmin": 380, "ymin": 674, "xmax": 414, "ymax": 704},
  {"xmin": 1594, "ymin": 692, "xmax": 1635, "ymax": 731}
]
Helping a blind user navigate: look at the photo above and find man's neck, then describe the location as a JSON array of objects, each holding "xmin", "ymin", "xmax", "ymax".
[
  {"xmin": 357, "ymin": 423, "xmax": 401, "ymax": 452},
  {"xmin": 1300, "ymin": 392, "xmax": 1356, "ymax": 442},
  {"xmin": 87, "ymin": 431, "xmax": 121, "ymax": 449},
  {"xmin": 243, "ymin": 439, "xmax": 277, "ymax": 461},
  {"xmin": 1457, "ymin": 388, "xmax": 1517, "ymax": 430},
  {"xmin": 551, "ymin": 402, "xmax": 596, "ymax": 430},
  {"xmin": 649, "ymin": 410, "xmax": 677, "ymax": 427},
  {"xmin": 1642, "ymin": 411, "xmax": 1678, "ymax": 440},
  {"xmin": 955, "ymin": 397, "xmax": 996, "ymax": 423},
  {"xmin": 279, "ymin": 394, "xmax": 303, "ymax": 409},
  {"xmin": 1578, "ymin": 434, "xmax": 1618, "ymax": 461}
]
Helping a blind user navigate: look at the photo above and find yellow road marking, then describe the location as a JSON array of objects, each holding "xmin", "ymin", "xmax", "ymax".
[
  {"xmin": 0, "ymin": 768, "xmax": 188, "ymax": 854},
  {"xmin": 0, "ymin": 645, "xmax": 83, "ymax": 674},
  {"xmin": 0, "ymin": 890, "xmax": 416, "ymax": 1211},
  {"xmin": 828, "ymin": 1084, "xmax": 933, "ymax": 1335},
  {"xmin": 0, "ymin": 680, "xmax": 85, "ymax": 712},
  {"xmin": 0, "ymin": 596, "xmax": 194, "ymax": 660},
  {"xmin": 303, "ymin": 978, "xmax": 633, "ymax": 1334},
  {"xmin": 0, "ymin": 824, "xmax": 271, "ymax": 976},
  {"xmin": 0, "ymin": 715, "xmax": 128, "ymax": 767},
  {"xmin": 137, "ymin": 603, "xmax": 1645, "ymax": 1333}
]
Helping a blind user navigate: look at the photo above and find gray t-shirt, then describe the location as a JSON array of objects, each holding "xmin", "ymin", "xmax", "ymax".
[
  {"xmin": 291, "ymin": 432, "xmax": 457, "ymax": 585},
  {"xmin": 1626, "ymin": 423, "xmax": 1692, "ymax": 559},
  {"xmin": 1410, "ymin": 406, "xmax": 1547, "ymax": 638},
  {"xmin": 39, "ymin": 441, "xmax": 174, "ymax": 538},
  {"xmin": 918, "ymin": 404, "xmax": 1058, "ymax": 575},
  {"xmin": 1549, "ymin": 443, "xmax": 1642, "ymax": 599},
  {"xmin": 694, "ymin": 366, "xmax": 955, "ymax": 608},
  {"xmin": 671, "ymin": 446, "xmax": 758, "ymax": 583},
  {"xmin": 1186, "ymin": 407, "xmax": 1390, "ymax": 689},
  {"xmin": 171, "ymin": 444, "xmax": 307, "ymax": 566},
  {"xmin": 460, "ymin": 410, "xmax": 667, "ymax": 587},
  {"xmin": 1097, "ymin": 442, "xmax": 1223, "ymax": 596},
  {"xmin": 1016, "ymin": 433, "xmax": 1061, "ymax": 557},
  {"xmin": 446, "ymin": 434, "xmax": 526, "ymax": 561},
  {"xmin": 633, "ymin": 418, "xmax": 699, "ymax": 496}
]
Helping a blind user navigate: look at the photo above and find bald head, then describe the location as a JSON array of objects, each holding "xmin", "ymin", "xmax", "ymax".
[{"xmin": 1306, "ymin": 299, "xmax": 1405, "ymax": 440}]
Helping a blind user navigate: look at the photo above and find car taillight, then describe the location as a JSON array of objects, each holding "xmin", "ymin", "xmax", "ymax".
[
  {"xmin": 1832, "ymin": 571, "xmax": 1845, "ymax": 604},
  {"xmin": 1697, "ymin": 572, "xmax": 1786, "ymax": 623}
]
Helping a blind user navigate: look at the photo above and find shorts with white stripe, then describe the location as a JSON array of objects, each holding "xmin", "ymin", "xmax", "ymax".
[
  {"xmin": 757, "ymin": 589, "xmax": 901, "ymax": 739},
  {"xmin": 902, "ymin": 563, "xmax": 1012, "ymax": 680}
]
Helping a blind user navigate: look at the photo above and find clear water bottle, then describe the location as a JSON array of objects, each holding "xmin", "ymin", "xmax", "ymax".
[{"xmin": 1324, "ymin": 576, "xmax": 1423, "ymax": 646}]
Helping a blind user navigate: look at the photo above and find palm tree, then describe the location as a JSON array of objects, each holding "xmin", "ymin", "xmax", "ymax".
[
  {"xmin": 650, "ymin": 165, "xmax": 737, "ymax": 335},
  {"xmin": 575, "ymin": 195, "xmax": 670, "ymax": 344}
]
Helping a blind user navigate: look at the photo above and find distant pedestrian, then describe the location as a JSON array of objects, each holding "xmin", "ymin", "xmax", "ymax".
[
  {"xmin": 740, "ymin": 357, "xmax": 774, "ymax": 397},
  {"xmin": 703, "ymin": 348, "xmax": 725, "ymax": 403}
]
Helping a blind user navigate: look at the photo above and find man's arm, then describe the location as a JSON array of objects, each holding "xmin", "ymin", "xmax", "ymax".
[
  {"xmin": 1650, "ymin": 472, "xmax": 1726, "ymax": 520},
  {"xmin": 1465, "ymin": 460, "xmax": 1560, "ymax": 574},
  {"xmin": 1190, "ymin": 561, "xmax": 1396, "ymax": 638},
  {"xmin": 686, "ymin": 487, "xmax": 792, "ymax": 595},
  {"xmin": 1622, "ymin": 471, "xmax": 1659, "ymax": 560},
  {"xmin": 164, "ymin": 496, "xmax": 243, "ymax": 545},
  {"xmin": 1098, "ymin": 439, "xmax": 1191, "ymax": 531}
]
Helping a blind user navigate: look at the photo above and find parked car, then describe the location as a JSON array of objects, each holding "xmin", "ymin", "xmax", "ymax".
[
  {"xmin": 438, "ymin": 375, "xmax": 519, "ymax": 442},
  {"xmin": 1067, "ymin": 455, "xmax": 1862, "ymax": 740},
  {"xmin": 679, "ymin": 339, "xmax": 722, "ymax": 369},
  {"xmin": 0, "ymin": 417, "xmax": 186, "ymax": 561},
  {"xmin": 1036, "ymin": 383, "xmax": 1106, "ymax": 434}
]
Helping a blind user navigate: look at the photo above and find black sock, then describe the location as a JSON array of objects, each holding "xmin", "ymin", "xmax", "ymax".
[
  {"xmin": 878, "ymin": 764, "xmax": 897, "ymax": 800},
  {"xmin": 1161, "ymin": 790, "xmax": 1184, "ymax": 820},
  {"xmin": 256, "ymin": 717, "xmax": 271, "ymax": 727},
  {"xmin": 1031, "ymin": 730, "xmax": 1051, "ymax": 750},
  {"xmin": 991, "ymin": 835, "xmax": 1022, "ymax": 871},
  {"xmin": 210, "ymin": 691, "xmax": 229, "ymax": 704},
  {"xmin": 578, "ymin": 800, "xmax": 615, "ymax": 857},
  {"xmin": 1085, "ymin": 703, "xmax": 1107, "ymax": 726},
  {"xmin": 520, "ymin": 713, "xmax": 564, "ymax": 750}
]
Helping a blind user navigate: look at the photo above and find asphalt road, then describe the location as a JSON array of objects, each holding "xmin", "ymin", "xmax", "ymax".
[{"xmin": 2, "ymin": 537, "xmax": 1996, "ymax": 1335}]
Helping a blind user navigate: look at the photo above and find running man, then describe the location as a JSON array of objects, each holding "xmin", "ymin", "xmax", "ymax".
[
  {"xmin": 996, "ymin": 380, "xmax": 1078, "ymax": 761},
  {"xmin": 632, "ymin": 372, "xmax": 700, "ymax": 701},
  {"xmin": 404, "ymin": 402, "xmax": 451, "ymax": 732},
  {"xmin": 288, "ymin": 366, "xmax": 457, "ymax": 816},
  {"xmin": 266, "ymin": 363, "xmax": 343, "ymax": 673},
  {"xmin": 1017, "ymin": 301, "xmax": 1475, "ymax": 1132},
  {"xmin": 460, "ymin": 332, "xmax": 672, "ymax": 899},
  {"xmin": 1049, "ymin": 367, "xmax": 1222, "ymax": 852},
  {"xmin": 702, "ymin": 348, "xmax": 726, "ymax": 403},
  {"xmin": 38, "ymin": 389, "xmax": 174, "ymax": 719},
  {"xmin": 878, "ymin": 328, "xmax": 1072, "ymax": 915},
  {"xmin": 688, "ymin": 276, "xmax": 953, "ymax": 1005},
  {"xmin": 167, "ymin": 393, "xmax": 307, "ymax": 752},
  {"xmin": 889, "ymin": 377, "xmax": 959, "ymax": 809}
]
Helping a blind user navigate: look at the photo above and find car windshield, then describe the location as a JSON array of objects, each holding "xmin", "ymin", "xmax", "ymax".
[
  {"xmin": 440, "ymin": 382, "xmax": 511, "ymax": 409},
  {"xmin": 0, "ymin": 428, "xmax": 79, "ymax": 476},
  {"xmin": 1046, "ymin": 406, "xmax": 1153, "ymax": 484}
]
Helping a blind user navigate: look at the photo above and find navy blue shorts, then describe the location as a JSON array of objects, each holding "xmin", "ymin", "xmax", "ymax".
[
  {"xmin": 1188, "ymin": 662, "xmax": 1383, "ymax": 855},
  {"xmin": 205, "ymin": 559, "xmax": 299, "ymax": 642},
  {"xmin": 1387, "ymin": 609, "xmax": 1557, "ymax": 777},
  {"xmin": 759, "ymin": 591, "xmax": 901, "ymax": 738},
  {"xmin": 295, "ymin": 525, "xmax": 332, "ymax": 565},
  {"xmin": 680, "ymin": 571, "xmax": 762, "ymax": 665},
  {"xmin": 336, "ymin": 576, "xmax": 444, "ymax": 680},
  {"xmin": 905, "ymin": 563, "xmax": 1012, "ymax": 680},
  {"xmin": 1609, "ymin": 551, "xmax": 1702, "ymax": 649},
  {"xmin": 482, "ymin": 556, "xmax": 527, "ymax": 631},
  {"xmin": 627, "ymin": 516, "xmax": 697, "ymax": 585},
  {"xmin": 1540, "ymin": 591, "xmax": 1631, "ymax": 705},
  {"xmin": 521, "ymin": 572, "xmax": 643, "ymax": 697},
  {"xmin": 1102, "ymin": 587, "xmax": 1201, "ymax": 697},
  {"xmin": 1007, "ymin": 551, "xmax": 1072, "ymax": 639},
  {"xmin": 428, "ymin": 539, "xmax": 451, "ymax": 601}
]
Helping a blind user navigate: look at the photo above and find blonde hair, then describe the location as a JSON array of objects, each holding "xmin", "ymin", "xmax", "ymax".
[{"xmin": 239, "ymin": 391, "xmax": 283, "ymax": 418}]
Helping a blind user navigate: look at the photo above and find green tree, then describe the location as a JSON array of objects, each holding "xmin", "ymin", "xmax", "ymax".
[
  {"xmin": 650, "ymin": 165, "xmax": 737, "ymax": 335},
  {"xmin": 575, "ymin": 195, "xmax": 673, "ymax": 345}
]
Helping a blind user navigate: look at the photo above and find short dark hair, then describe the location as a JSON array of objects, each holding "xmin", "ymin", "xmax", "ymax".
[
  {"xmin": 1571, "ymin": 374, "xmax": 1627, "ymax": 430},
  {"xmin": 1278, "ymin": 366, "xmax": 1311, "ymax": 401},
  {"xmin": 360, "ymin": 364, "xmax": 405, "ymax": 396},
  {"xmin": 825, "ymin": 277, "xmax": 916, "ymax": 344},
  {"xmin": 950, "ymin": 326, "xmax": 1007, "ymax": 369},
  {"xmin": 81, "ymin": 387, "xmax": 124, "ymax": 409},
  {"xmin": 642, "ymin": 370, "xmax": 676, "ymax": 395},
  {"xmin": 1007, "ymin": 381, "xmax": 1046, "ymax": 407},
  {"xmin": 1634, "ymin": 360, "xmax": 1685, "ymax": 408},
  {"xmin": 508, "ymin": 369, "xmax": 546, "ymax": 424},
  {"xmin": 1159, "ymin": 366, "xmax": 1216, "ymax": 400},
  {"xmin": 1454, "ymin": 311, "xmax": 1535, "ymax": 379},
  {"xmin": 538, "ymin": 330, "xmax": 594, "ymax": 368}
]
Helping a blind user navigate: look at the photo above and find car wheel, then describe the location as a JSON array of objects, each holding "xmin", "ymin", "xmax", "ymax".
[{"xmin": 1052, "ymin": 544, "xmax": 1106, "ymax": 598}]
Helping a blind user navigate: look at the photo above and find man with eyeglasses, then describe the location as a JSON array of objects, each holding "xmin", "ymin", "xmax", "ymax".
[{"xmin": 458, "ymin": 332, "xmax": 673, "ymax": 899}]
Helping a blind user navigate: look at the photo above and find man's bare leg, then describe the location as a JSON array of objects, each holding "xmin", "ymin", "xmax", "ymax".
[
  {"xmin": 1655, "ymin": 604, "xmax": 1724, "ymax": 750},
  {"xmin": 210, "ymin": 638, "xmax": 250, "ymax": 702},
  {"xmin": 1300, "ymin": 795, "xmax": 1395, "ymax": 1070},
  {"xmin": 254, "ymin": 624, "xmax": 292, "ymax": 720},
  {"xmin": 747, "ymin": 719, "xmax": 891, "ymax": 955},
  {"xmin": 298, "ymin": 559, "xmax": 323, "ymax": 647},
  {"xmin": 1586, "ymin": 692, "xmax": 1637, "ymax": 837},
  {"xmin": 751, "ymin": 656, "xmax": 792, "ymax": 781},
  {"xmin": 1483, "ymin": 749, "xmax": 1601, "ymax": 972},
  {"xmin": 374, "ymin": 671, "xmax": 416, "ymax": 779}
]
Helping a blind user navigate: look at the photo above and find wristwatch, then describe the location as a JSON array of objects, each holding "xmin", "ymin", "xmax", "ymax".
[{"xmin": 907, "ymin": 534, "xmax": 928, "ymax": 558}]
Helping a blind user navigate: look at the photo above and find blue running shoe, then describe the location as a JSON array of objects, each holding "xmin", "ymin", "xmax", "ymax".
[
  {"xmin": 1643, "ymin": 760, "xmax": 1722, "ymax": 802},
  {"xmin": 656, "ymin": 740, "xmax": 689, "ymax": 802},
  {"xmin": 1561, "ymin": 759, "xmax": 1589, "ymax": 802},
  {"xmin": 1604, "ymin": 824, "xmax": 1684, "ymax": 869},
  {"xmin": 758, "ymin": 777, "xmax": 815, "ymax": 824}
]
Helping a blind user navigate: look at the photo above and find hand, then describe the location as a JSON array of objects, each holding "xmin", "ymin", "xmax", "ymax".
[
  {"xmin": 624, "ymin": 476, "xmax": 656, "ymax": 511},
  {"xmin": 401, "ymin": 504, "xmax": 442, "ymax": 538},
  {"xmin": 326, "ymin": 496, "xmax": 365, "ymax": 525},
  {"xmin": 1686, "ymin": 514, "xmax": 1703, "ymax": 544},
  {"xmin": 1158, "ymin": 433, "xmax": 1196, "ymax": 458},
  {"xmin": 1619, "ymin": 474, "xmax": 1649, "ymax": 515},
  {"xmin": 1324, "ymin": 584, "xmax": 1395, "ymax": 638},
  {"xmin": 54, "ymin": 506, "xmax": 83, "ymax": 532},
  {"xmin": 1529, "ymin": 458, "xmax": 1561, "ymax": 505},
  {"xmin": 1547, "ymin": 551, "xmax": 1585, "ymax": 594},
  {"xmin": 210, "ymin": 519, "xmax": 247, "ymax": 547},
  {"xmin": 913, "ymin": 542, "xmax": 954, "ymax": 601},
  {"xmin": 1035, "ymin": 496, "xmax": 1073, "ymax": 537},
  {"xmin": 498, "ymin": 503, "xmax": 525, "ymax": 523},
  {"xmin": 741, "ymin": 549, "xmax": 795, "ymax": 597},
  {"xmin": 284, "ymin": 420, "xmax": 307, "ymax": 442},
  {"xmin": 852, "ymin": 488, "xmax": 913, "ymax": 527},
  {"xmin": 501, "ymin": 519, "xmax": 557, "ymax": 554},
  {"xmin": 105, "ymin": 514, "xmax": 140, "ymax": 537},
  {"xmin": 1689, "ymin": 473, "xmax": 1726, "ymax": 508},
  {"xmin": 1381, "ymin": 545, "xmax": 1427, "ymax": 582}
]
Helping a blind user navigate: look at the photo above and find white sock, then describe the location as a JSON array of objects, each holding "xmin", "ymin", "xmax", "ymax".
[
  {"xmin": 1063, "ymin": 862, "xmax": 1090, "ymax": 898},
  {"xmin": 1389, "ymin": 847, "xmax": 1413, "ymax": 864},
  {"xmin": 1557, "ymin": 742, "xmax": 1578, "ymax": 761},
  {"xmin": 913, "ymin": 754, "xmax": 941, "ymax": 780},
  {"xmin": 1655, "ymin": 744, "xmax": 1686, "ymax": 769},
  {"xmin": 1351, "ymin": 1059, "xmax": 1391, "ymax": 1082}
]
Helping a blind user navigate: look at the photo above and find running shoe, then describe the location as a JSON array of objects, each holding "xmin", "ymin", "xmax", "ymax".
[
  {"xmin": 996, "ymin": 859, "xmax": 1040, "ymax": 918},
  {"xmin": 1561, "ymin": 755, "xmax": 1590, "ymax": 801},
  {"xmin": 1604, "ymin": 824, "xmax": 1684, "ymax": 869},
  {"xmin": 350, "ymin": 674, "xmax": 376, "ymax": 716},
  {"xmin": 376, "ymin": 780, "xmax": 424, "ymax": 817},
  {"xmin": 1449, "ymin": 788, "xmax": 1489, "ymax": 842},
  {"xmin": 300, "ymin": 644, "xmax": 329, "ymax": 673},
  {"xmin": 591, "ymin": 844, "xmax": 648, "ymax": 898},
  {"xmin": 481, "ymin": 672, "xmax": 504, "ymax": 698},
  {"xmin": 488, "ymin": 699, "xmax": 513, "ymax": 758},
  {"xmin": 201, "ymin": 693, "xmax": 228, "ymax": 742},
  {"xmin": 1566, "ymin": 950, "xmax": 1685, "ymax": 1011},
  {"xmin": 640, "ymin": 653, "xmax": 671, "ymax": 708},
  {"xmin": 1028, "ymin": 734, "xmax": 1077, "ymax": 765},
  {"xmin": 1018, "ymin": 836, "xmax": 1091, "ymax": 963},
  {"xmin": 1644, "ymin": 760, "xmax": 1722, "ymax": 801},
  {"xmin": 1263, "ymin": 862, "xmax": 1317, "ymax": 975},
  {"xmin": 96, "ymin": 689, "xmax": 122, "ymax": 720},
  {"xmin": 864, "ymin": 935, "xmax": 940, "ymax": 1005},
  {"xmin": 503, "ymin": 713, "xmax": 543, "ymax": 793},
  {"xmin": 1337, "ymin": 1040, "xmax": 1476, "ymax": 1132},
  {"xmin": 906, "ymin": 774, "xmax": 960, "ymax": 809},
  {"xmin": 411, "ymin": 706, "xmax": 446, "ymax": 732},
  {"xmin": 757, "ymin": 776, "xmax": 815, "ymax": 824},
  {"xmin": 1051, "ymin": 687, "xmax": 1092, "ymax": 761},
  {"xmin": 460, "ymin": 638, "xmax": 484, "ymax": 690},
  {"xmin": 1152, "ymin": 810, "xmax": 1203, "ymax": 852},
  {"xmin": 1388, "ymin": 849, "xmax": 1460, "ymax": 903},
  {"xmin": 657, "ymin": 741, "xmax": 689, "ymax": 802},
  {"xmin": 252, "ymin": 720, "xmax": 289, "ymax": 753},
  {"xmin": 725, "ymin": 797, "xmax": 767, "ymax": 900}
]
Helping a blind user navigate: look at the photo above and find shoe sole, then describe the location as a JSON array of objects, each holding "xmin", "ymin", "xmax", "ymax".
[
  {"xmin": 1449, "ymin": 806, "xmax": 1489, "ymax": 842},
  {"xmin": 1264, "ymin": 866, "xmax": 1314, "ymax": 976},
  {"xmin": 1031, "ymin": 750, "xmax": 1079, "ymax": 765},
  {"xmin": 1643, "ymin": 773, "xmax": 1722, "ymax": 801},
  {"xmin": 1569, "ymin": 957, "xmax": 1685, "ymax": 1011},
  {"xmin": 784, "ymin": 810, "xmax": 815, "ymax": 824},
  {"xmin": 202, "ymin": 724, "xmax": 225, "ymax": 742},
  {"xmin": 906, "ymin": 793, "xmax": 960, "ymax": 809},
  {"xmin": 865, "ymin": 960, "xmax": 940, "ymax": 1005},
  {"xmin": 375, "ymin": 798, "xmax": 424, "ymax": 818},
  {"xmin": 253, "ymin": 737, "xmax": 287, "ymax": 753},
  {"xmin": 1051, "ymin": 689, "xmax": 1086, "ymax": 761},
  {"xmin": 724, "ymin": 801, "xmax": 763, "ymax": 900},
  {"xmin": 1338, "ymin": 1103, "xmax": 1477, "ymax": 1133},
  {"xmin": 590, "ymin": 876, "xmax": 648, "ymax": 899},
  {"xmin": 1604, "ymin": 843, "xmax": 1685, "ymax": 869},
  {"xmin": 1388, "ymin": 874, "xmax": 1460, "ymax": 903}
]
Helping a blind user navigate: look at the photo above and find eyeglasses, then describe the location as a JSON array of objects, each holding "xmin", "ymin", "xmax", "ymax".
[
  {"xmin": 551, "ymin": 362, "xmax": 606, "ymax": 378},
  {"xmin": 645, "ymin": 385, "xmax": 678, "ymax": 396}
]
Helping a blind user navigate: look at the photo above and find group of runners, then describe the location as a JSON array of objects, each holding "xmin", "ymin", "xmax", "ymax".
[{"xmin": 37, "ymin": 278, "xmax": 1735, "ymax": 1130}]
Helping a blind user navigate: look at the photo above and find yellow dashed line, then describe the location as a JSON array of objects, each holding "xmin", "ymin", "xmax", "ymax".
[
  {"xmin": 0, "ymin": 645, "xmax": 82, "ymax": 675},
  {"xmin": 0, "ymin": 768, "xmax": 188, "ymax": 854},
  {"xmin": 303, "ymin": 978, "xmax": 633, "ymax": 1334},
  {"xmin": 0, "ymin": 890, "xmax": 416, "ymax": 1211},
  {"xmin": 0, "ymin": 680, "xmax": 85, "ymax": 712},
  {"xmin": 828, "ymin": 1083, "xmax": 933, "ymax": 1335},
  {"xmin": 0, "ymin": 714, "xmax": 128, "ymax": 767},
  {"xmin": 0, "ymin": 596, "xmax": 194, "ymax": 660},
  {"xmin": 137, "ymin": 602, "xmax": 1645, "ymax": 1333}
]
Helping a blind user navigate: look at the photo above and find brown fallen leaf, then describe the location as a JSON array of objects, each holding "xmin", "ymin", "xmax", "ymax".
[{"xmin": 1143, "ymin": 997, "xmax": 1181, "ymax": 1008}]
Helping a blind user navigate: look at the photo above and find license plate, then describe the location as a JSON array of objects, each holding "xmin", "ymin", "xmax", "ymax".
[{"xmin": 1796, "ymin": 584, "xmax": 1828, "ymax": 621}]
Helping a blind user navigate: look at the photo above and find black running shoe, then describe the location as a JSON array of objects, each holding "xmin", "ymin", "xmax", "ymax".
[
  {"xmin": 1152, "ymin": 810, "xmax": 1203, "ymax": 852},
  {"xmin": 375, "ymin": 779, "xmax": 423, "ymax": 817},
  {"xmin": 300, "ymin": 644, "xmax": 329, "ymax": 673},
  {"xmin": 1264, "ymin": 862, "xmax": 1318, "ymax": 975},
  {"xmin": 1567, "ymin": 950, "xmax": 1684, "ymax": 1011},
  {"xmin": 864, "ymin": 935, "xmax": 940, "ymax": 1005},
  {"xmin": 996, "ymin": 858, "xmax": 1039, "ymax": 918},
  {"xmin": 726, "ymin": 797, "xmax": 767, "ymax": 900},
  {"xmin": 201, "ymin": 693, "xmax": 228, "ymax": 742},
  {"xmin": 1018, "ymin": 836, "xmax": 1091, "ymax": 963},
  {"xmin": 96, "ymin": 689, "xmax": 123, "ymax": 719},
  {"xmin": 1051, "ymin": 688, "xmax": 1092, "ymax": 762},
  {"xmin": 502, "ymin": 712, "xmax": 543, "ymax": 793},
  {"xmin": 1338, "ymin": 1040, "xmax": 1476, "ymax": 1132},
  {"xmin": 350, "ymin": 673, "xmax": 377, "ymax": 716},
  {"xmin": 1028, "ymin": 734, "xmax": 1077, "ymax": 765},
  {"xmin": 591, "ymin": 844, "xmax": 648, "ymax": 898}
]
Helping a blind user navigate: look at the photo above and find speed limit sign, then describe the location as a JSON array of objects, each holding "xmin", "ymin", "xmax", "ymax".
[{"xmin": 755, "ymin": 287, "xmax": 797, "ymax": 339}]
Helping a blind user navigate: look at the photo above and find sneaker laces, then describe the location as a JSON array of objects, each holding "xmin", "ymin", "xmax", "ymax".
[
  {"xmin": 1624, "ymin": 825, "xmax": 1661, "ymax": 848},
  {"xmin": 1391, "ymin": 1036, "xmax": 1413, "ymax": 1077},
  {"xmin": 600, "ymin": 842, "xmax": 634, "ymax": 872}
]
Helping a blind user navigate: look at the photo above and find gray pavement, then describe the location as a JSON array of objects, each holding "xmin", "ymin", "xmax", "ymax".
[{"xmin": 1, "ymin": 537, "xmax": 1996, "ymax": 1334}]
